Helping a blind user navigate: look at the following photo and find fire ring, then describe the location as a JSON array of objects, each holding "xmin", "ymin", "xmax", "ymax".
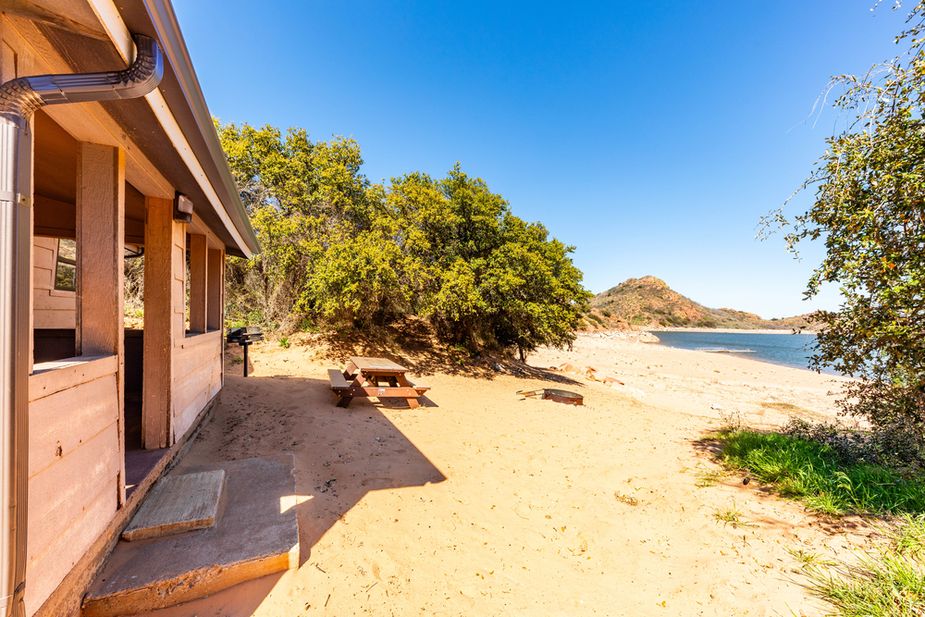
[{"xmin": 517, "ymin": 388, "xmax": 583, "ymax": 406}]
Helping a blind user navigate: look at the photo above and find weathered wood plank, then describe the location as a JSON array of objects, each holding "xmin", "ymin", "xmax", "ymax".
[
  {"xmin": 34, "ymin": 294, "xmax": 76, "ymax": 311},
  {"xmin": 328, "ymin": 369, "xmax": 351, "ymax": 391},
  {"xmin": 122, "ymin": 470, "xmax": 225, "ymax": 541},
  {"xmin": 29, "ymin": 355, "xmax": 117, "ymax": 401},
  {"xmin": 25, "ymin": 481, "xmax": 117, "ymax": 617},
  {"xmin": 188, "ymin": 234, "xmax": 207, "ymax": 334},
  {"xmin": 206, "ymin": 248, "xmax": 223, "ymax": 331},
  {"xmin": 29, "ymin": 373, "xmax": 118, "ymax": 477},
  {"xmin": 33, "ymin": 310, "xmax": 76, "ymax": 330},
  {"xmin": 172, "ymin": 370, "xmax": 220, "ymax": 439},
  {"xmin": 76, "ymin": 141, "xmax": 125, "ymax": 504},
  {"xmin": 351, "ymin": 386, "xmax": 421, "ymax": 398},
  {"xmin": 171, "ymin": 329, "xmax": 221, "ymax": 440},
  {"xmin": 143, "ymin": 197, "xmax": 182, "ymax": 449},
  {"xmin": 28, "ymin": 422, "xmax": 120, "ymax": 544},
  {"xmin": 76, "ymin": 143, "xmax": 124, "ymax": 356},
  {"xmin": 173, "ymin": 332, "xmax": 221, "ymax": 374}
]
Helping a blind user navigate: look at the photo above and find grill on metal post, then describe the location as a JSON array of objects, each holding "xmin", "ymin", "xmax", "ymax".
[{"xmin": 226, "ymin": 327, "xmax": 263, "ymax": 377}]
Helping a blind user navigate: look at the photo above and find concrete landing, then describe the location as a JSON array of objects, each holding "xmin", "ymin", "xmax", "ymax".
[
  {"xmin": 122, "ymin": 470, "xmax": 225, "ymax": 541},
  {"xmin": 83, "ymin": 455, "xmax": 299, "ymax": 617}
]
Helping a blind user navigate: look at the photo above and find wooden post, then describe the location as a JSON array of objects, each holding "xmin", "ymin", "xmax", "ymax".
[
  {"xmin": 206, "ymin": 248, "xmax": 223, "ymax": 332},
  {"xmin": 142, "ymin": 197, "xmax": 184, "ymax": 449},
  {"xmin": 188, "ymin": 234, "xmax": 207, "ymax": 334},
  {"xmin": 76, "ymin": 143, "xmax": 126, "ymax": 503}
]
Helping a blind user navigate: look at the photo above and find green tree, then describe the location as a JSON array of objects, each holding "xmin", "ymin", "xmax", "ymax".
[
  {"xmin": 216, "ymin": 121, "xmax": 397, "ymax": 327},
  {"xmin": 779, "ymin": 2, "xmax": 925, "ymax": 440},
  {"xmin": 391, "ymin": 165, "xmax": 590, "ymax": 357},
  {"xmin": 217, "ymin": 121, "xmax": 589, "ymax": 359}
]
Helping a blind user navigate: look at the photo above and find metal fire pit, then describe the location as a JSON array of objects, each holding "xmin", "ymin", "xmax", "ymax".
[{"xmin": 517, "ymin": 388, "xmax": 583, "ymax": 406}]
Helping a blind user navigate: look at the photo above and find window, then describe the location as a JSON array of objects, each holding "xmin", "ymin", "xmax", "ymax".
[{"xmin": 54, "ymin": 238, "xmax": 77, "ymax": 292}]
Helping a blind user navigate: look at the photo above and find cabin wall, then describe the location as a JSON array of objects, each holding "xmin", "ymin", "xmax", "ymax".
[
  {"xmin": 172, "ymin": 331, "xmax": 223, "ymax": 441},
  {"xmin": 2, "ymin": 13, "xmax": 233, "ymax": 617},
  {"xmin": 26, "ymin": 357, "xmax": 121, "ymax": 616},
  {"xmin": 33, "ymin": 237, "xmax": 77, "ymax": 330}
]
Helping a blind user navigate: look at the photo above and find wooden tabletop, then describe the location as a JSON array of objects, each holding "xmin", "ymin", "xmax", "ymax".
[{"xmin": 349, "ymin": 356, "xmax": 408, "ymax": 372}]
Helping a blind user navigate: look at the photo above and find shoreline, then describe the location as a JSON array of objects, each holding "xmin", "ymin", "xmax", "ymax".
[
  {"xmin": 582, "ymin": 327, "xmax": 829, "ymax": 373},
  {"xmin": 534, "ymin": 331, "xmax": 848, "ymax": 425},
  {"xmin": 647, "ymin": 326, "xmax": 815, "ymax": 335},
  {"xmin": 650, "ymin": 327, "xmax": 837, "ymax": 375}
]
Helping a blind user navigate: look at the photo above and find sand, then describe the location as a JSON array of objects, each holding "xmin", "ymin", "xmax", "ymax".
[{"xmin": 136, "ymin": 331, "xmax": 872, "ymax": 617}]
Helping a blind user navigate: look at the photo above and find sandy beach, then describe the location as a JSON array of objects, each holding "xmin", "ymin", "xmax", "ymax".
[{"xmin": 137, "ymin": 331, "xmax": 869, "ymax": 617}]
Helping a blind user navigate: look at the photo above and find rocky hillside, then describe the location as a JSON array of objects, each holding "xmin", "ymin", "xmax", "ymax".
[{"xmin": 584, "ymin": 276, "xmax": 812, "ymax": 330}]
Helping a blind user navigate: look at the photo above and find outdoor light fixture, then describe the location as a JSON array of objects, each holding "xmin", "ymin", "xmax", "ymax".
[{"xmin": 173, "ymin": 192, "xmax": 193, "ymax": 223}]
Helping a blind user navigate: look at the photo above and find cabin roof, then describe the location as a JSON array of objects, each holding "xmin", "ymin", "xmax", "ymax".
[{"xmin": 25, "ymin": 0, "xmax": 259, "ymax": 257}]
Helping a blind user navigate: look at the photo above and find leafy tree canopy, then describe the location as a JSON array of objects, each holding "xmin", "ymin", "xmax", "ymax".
[
  {"xmin": 216, "ymin": 121, "xmax": 590, "ymax": 359},
  {"xmin": 775, "ymin": 2, "xmax": 925, "ymax": 439}
]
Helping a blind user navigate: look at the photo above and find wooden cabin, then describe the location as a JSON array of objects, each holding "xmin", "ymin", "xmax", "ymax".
[{"xmin": 0, "ymin": 2, "xmax": 258, "ymax": 615}]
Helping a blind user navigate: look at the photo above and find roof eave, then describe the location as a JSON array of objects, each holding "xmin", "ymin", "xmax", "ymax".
[{"xmin": 89, "ymin": 0, "xmax": 259, "ymax": 257}]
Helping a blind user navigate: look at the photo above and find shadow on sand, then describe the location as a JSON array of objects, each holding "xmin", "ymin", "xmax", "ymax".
[
  {"xmin": 142, "ymin": 373, "xmax": 446, "ymax": 616},
  {"xmin": 264, "ymin": 317, "xmax": 584, "ymax": 386}
]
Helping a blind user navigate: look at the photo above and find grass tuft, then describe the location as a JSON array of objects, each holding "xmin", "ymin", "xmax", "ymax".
[
  {"xmin": 695, "ymin": 468, "xmax": 727, "ymax": 488},
  {"xmin": 713, "ymin": 504, "xmax": 750, "ymax": 528},
  {"xmin": 800, "ymin": 515, "xmax": 925, "ymax": 616},
  {"xmin": 714, "ymin": 430, "xmax": 925, "ymax": 515},
  {"xmin": 787, "ymin": 547, "xmax": 837, "ymax": 568}
]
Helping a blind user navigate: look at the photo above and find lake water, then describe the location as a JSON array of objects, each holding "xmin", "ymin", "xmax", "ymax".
[{"xmin": 651, "ymin": 330, "xmax": 825, "ymax": 372}]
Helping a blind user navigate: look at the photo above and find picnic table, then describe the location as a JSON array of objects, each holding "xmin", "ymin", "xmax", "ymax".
[{"xmin": 328, "ymin": 356, "xmax": 429, "ymax": 408}]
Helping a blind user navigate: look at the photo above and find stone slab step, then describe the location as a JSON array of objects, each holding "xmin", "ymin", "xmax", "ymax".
[
  {"xmin": 83, "ymin": 455, "xmax": 300, "ymax": 617},
  {"xmin": 122, "ymin": 470, "xmax": 225, "ymax": 541}
]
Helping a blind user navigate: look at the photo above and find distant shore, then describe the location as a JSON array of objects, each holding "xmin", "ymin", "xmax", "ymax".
[{"xmin": 648, "ymin": 326, "xmax": 814, "ymax": 335}]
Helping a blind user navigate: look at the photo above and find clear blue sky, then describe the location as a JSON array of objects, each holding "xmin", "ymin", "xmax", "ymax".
[{"xmin": 175, "ymin": 1, "xmax": 910, "ymax": 318}]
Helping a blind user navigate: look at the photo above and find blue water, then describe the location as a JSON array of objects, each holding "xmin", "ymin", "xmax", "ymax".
[{"xmin": 651, "ymin": 330, "xmax": 825, "ymax": 372}]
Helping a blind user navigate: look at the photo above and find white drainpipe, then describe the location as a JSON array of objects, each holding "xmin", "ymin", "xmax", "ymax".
[{"xmin": 0, "ymin": 34, "xmax": 163, "ymax": 617}]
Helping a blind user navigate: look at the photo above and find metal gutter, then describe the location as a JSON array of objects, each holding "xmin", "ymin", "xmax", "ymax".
[
  {"xmin": 88, "ymin": 0, "xmax": 259, "ymax": 258},
  {"xmin": 0, "ymin": 35, "xmax": 163, "ymax": 617}
]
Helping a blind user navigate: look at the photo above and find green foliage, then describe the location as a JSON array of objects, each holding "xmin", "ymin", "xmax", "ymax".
[
  {"xmin": 771, "ymin": 3, "xmax": 925, "ymax": 441},
  {"xmin": 216, "ymin": 121, "xmax": 589, "ymax": 358},
  {"xmin": 715, "ymin": 430, "xmax": 925, "ymax": 515},
  {"xmin": 799, "ymin": 515, "xmax": 925, "ymax": 616}
]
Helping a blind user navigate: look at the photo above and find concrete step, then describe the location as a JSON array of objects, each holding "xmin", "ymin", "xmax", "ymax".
[
  {"xmin": 83, "ymin": 455, "xmax": 300, "ymax": 617},
  {"xmin": 122, "ymin": 470, "xmax": 225, "ymax": 541}
]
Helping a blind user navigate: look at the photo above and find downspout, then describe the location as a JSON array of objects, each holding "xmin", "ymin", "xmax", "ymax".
[{"xmin": 0, "ymin": 34, "xmax": 162, "ymax": 617}]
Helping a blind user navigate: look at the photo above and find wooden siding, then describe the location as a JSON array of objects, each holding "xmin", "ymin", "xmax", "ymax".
[
  {"xmin": 1, "ymin": 14, "xmax": 230, "ymax": 616},
  {"xmin": 33, "ymin": 237, "xmax": 76, "ymax": 330},
  {"xmin": 26, "ymin": 356, "xmax": 120, "ymax": 616},
  {"xmin": 172, "ymin": 331, "xmax": 222, "ymax": 441}
]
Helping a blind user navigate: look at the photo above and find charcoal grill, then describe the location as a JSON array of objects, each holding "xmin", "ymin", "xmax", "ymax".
[
  {"xmin": 226, "ymin": 327, "xmax": 263, "ymax": 377},
  {"xmin": 517, "ymin": 388, "xmax": 583, "ymax": 406}
]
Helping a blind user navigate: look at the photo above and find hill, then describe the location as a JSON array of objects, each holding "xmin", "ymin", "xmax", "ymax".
[{"xmin": 584, "ymin": 276, "xmax": 813, "ymax": 331}]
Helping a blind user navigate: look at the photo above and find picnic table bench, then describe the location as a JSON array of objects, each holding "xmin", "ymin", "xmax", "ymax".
[{"xmin": 328, "ymin": 356, "xmax": 429, "ymax": 408}]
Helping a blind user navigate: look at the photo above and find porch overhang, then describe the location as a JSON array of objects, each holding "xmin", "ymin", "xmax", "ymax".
[{"xmin": 23, "ymin": 0, "xmax": 258, "ymax": 258}]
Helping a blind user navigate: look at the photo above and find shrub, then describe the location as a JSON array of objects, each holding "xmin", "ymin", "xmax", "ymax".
[
  {"xmin": 714, "ymin": 429, "xmax": 925, "ymax": 515},
  {"xmin": 784, "ymin": 418, "xmax": 925, "ymax": 476}
]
